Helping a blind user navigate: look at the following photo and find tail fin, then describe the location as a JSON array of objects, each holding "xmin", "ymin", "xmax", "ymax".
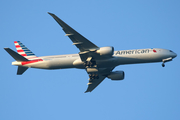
[{"xmin": 14, "ymin": 41, "xmax": 38, "ymax": 60}]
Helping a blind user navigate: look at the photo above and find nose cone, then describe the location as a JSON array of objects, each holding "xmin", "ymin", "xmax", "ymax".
[{"xmin": 172, "ymin": 52, "xmax": 177, "ymax": 58}]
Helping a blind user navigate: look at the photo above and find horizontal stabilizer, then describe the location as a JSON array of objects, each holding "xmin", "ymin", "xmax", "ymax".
[
  {"xmin": 4, "ymin": 48, "xmax": 29, "ymax": 61},
  {"xmin": 17, "ymin": 66, "xmax": 28, "ymax": 75}
]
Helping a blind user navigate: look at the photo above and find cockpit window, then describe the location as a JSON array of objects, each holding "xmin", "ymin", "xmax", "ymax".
[{"xmin": 169, "ymin": 50, "xmax": 173, "ymax": 52}]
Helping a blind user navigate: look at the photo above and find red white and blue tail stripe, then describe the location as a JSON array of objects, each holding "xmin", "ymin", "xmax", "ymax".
[{"xmin": 14, "ymin": 41, "xmax": 38, "ymax": 60}]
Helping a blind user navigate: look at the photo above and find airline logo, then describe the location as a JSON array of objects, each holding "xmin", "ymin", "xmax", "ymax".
[
  {"xmin": 14, "ymin": 41, "xmax": 43, "ymax": 65},
  {"xmin": 14, "ymin": 41, "xmax": 37, "ymax": 60},
  {"xmin": 115, "ymin": 49, "xmax": 150, "ymax": 55}
]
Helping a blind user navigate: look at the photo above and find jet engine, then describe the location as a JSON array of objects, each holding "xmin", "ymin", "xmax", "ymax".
[
  {"xmin": 96, "ymin": 46, "xmax": 114, "ymax": 57},
  {"xmin": 107, "ymin": 71, "xmax": 125, "ymax": 80}
]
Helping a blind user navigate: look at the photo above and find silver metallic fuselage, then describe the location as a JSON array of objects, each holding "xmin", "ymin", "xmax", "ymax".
[{"xmin": 12, "ymin": 48, "xmax": 177, "ymax": 70}]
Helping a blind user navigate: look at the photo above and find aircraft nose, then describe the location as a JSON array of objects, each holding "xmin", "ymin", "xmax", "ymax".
[{"xmin": 172, "ymin": 52, "xmax": 177, "ymax": 58}]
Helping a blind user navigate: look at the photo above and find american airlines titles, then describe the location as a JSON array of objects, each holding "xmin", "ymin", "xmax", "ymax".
[{"xmin": 115, "ymin": 49, "xmax": 150, "ymax": 55}]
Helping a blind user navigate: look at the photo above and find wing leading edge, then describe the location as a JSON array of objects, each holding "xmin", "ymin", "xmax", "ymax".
[{"xmin": 48, "ymin": 12, "xmax": 99, "ymax": 52}]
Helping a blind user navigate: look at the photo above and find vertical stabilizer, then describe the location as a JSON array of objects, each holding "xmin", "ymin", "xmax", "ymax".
[{"xmin": 14, "ymin": 41, "xmax": 38, "ymax": 60}]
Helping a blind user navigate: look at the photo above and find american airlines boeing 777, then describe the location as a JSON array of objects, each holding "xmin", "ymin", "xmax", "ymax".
[{"xmin": 4, "ymin": 13, "xmax": 177, "ymax": 93}]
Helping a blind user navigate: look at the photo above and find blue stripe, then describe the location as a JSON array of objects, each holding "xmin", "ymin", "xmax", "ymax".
[
  {"xmin": 17, "ymin": 41, "xmax": 36, "ymax": 56},
  {"xmin": 21, "ymin": 47, "xmax": 28, "ymax": 49},
  {"xmin": 25, "ymin": 51, "xmax": 32, "ymax": 54},
  {"xmin": 26, "ymin": 53, "xmax": 35, "ymax": 56},
  {"xmin": 24, "ymin": 50, "xmax": 31, "ymax": 52}
]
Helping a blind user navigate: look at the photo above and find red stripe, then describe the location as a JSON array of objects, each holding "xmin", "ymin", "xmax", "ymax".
[
  {"xmin": 21, "ymin": 54, "xmax": 27, "ymax": 56},
  {"xmin": 17, "ymin": 50, "xmax": 24, "ymax": 52},
  {"xmin": 15, "ymin": 45, "xmax": 21, "ymax": 48},
  {"xmin": 14, "ymin": 41, "xmax": 18, "ymax": 43},
  {"xmin": 22, "ymin": 59, "xmax": 43, "ymax": 65}
]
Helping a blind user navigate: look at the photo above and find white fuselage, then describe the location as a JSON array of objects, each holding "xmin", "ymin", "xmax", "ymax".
[{"xmin": 12, "ymin": 48, "xmax": 177, "ymax": 70}]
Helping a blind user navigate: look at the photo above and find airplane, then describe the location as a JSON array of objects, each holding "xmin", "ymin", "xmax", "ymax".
[{"xmin": 4, "ymin": 12, "xmax": 177, "ymax": 93}]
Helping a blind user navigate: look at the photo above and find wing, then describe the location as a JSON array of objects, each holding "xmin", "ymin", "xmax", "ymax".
[
  {"xmin": 48, "ymin": 12, "xmax": 99, "ymax": 52},
  {"xmin": 85, "ymin": 75, "xmax": 106, "ymax": 93},
  {"xmin": 85, "ymin": 67, "xmax": 115, "ymax": 93},
  {"xmin": 48, "ymin": 13, "xmax": 114, "ymax": 93}
]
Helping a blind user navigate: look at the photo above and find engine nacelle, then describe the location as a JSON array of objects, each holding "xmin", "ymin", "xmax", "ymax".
[
  {"xmin": 107, "ymin": 71, "xmax": 125, "ymax": 80},
  {"xmin": 96, "ymin": 46, "xmax": 114, "ymax": 57}
]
